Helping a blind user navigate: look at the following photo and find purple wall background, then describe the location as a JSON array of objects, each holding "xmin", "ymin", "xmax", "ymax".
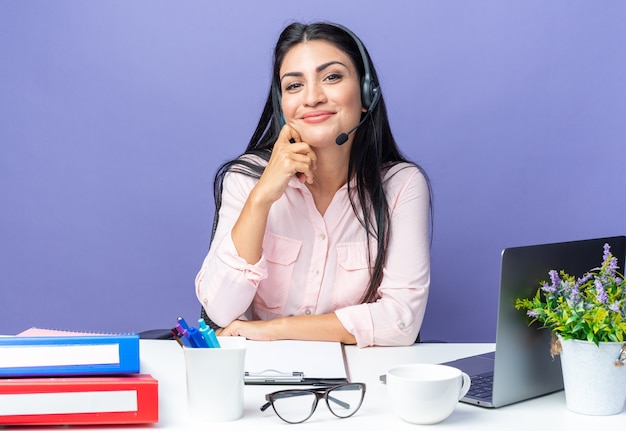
[{"xmin": 1, "ymin": 1, "xmax": 625, "ymax": 341}]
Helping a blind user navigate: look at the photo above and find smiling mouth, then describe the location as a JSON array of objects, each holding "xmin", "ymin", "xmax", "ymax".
[{"xmin": 302, "ymin": 112, "xmax": 334, "ymax": 123}]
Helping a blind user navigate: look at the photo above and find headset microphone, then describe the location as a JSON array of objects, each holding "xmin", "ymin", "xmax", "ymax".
[
  {"xmin": 335, "ymin": 108, "xmax": 373, "ymax": 145},
  {"xmin": 335, "ymin": 89, "xmax": 380, "ymax": 145}
]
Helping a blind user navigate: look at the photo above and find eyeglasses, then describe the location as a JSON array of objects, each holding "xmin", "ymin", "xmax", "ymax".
[{"xmin": 260, "ymin": 382, "xmax": 366, "ymax": 424}]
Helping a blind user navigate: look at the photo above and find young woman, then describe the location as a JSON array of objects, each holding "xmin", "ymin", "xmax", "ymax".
[{"xmin": 195, "ymin": 22, "xmax": 432, "ymax": 347}]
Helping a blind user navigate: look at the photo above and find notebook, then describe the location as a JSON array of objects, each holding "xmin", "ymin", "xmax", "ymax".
[{"xmin": 441, "ymin": 235, "xmax": 626, "ymax": 408}]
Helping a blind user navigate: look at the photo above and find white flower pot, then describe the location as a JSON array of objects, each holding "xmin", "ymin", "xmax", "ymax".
[{"xmin": 558, "ymin": 336, "xmax": 626, "ymax": 415}]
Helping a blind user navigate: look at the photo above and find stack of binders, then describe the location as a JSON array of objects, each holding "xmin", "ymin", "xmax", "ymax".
[{"xmin": 0, "ymin": 329, "xmax": 158, "ymax": 426}]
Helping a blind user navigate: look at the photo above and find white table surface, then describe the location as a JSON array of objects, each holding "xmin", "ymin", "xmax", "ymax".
[{"xmin": 4, "ymin": 339, "xmax": 625, "ymax": 429}]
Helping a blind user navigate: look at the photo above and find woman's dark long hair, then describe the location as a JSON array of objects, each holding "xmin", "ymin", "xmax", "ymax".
[{"xmin": 210, "ymin": 22, "xmax": 433, "ymax": 304}]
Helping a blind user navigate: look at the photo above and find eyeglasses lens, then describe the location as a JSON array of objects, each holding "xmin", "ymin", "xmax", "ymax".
[
  {"xmin": 271, "ymin": 390, "xmax": 317, "ymax": 424},
  {"xmin": 326, "ymin": 384, "xmax": 364, "ymax": 418}
]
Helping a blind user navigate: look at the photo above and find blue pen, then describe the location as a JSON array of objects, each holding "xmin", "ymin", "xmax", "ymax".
[
  {"xmin": 197, "ymin": 319, "xmax": 215, "ymax": 348},
  {"xmin": 177, "ymin": 317, "xmax": 199, "ymax": 347},
  {"xmin": 177, "ymin": 316, "xmax": 192, "ymax": 332},
  {"xmin": 176, "ymin": 323, "xmax": 196, "ymax": 347},
  {"xmin": 198, "ymin": 318, "xmax": 221, "ymax": 348},
  {"xmin": 188, "ymin": 326, "xmax": 209, "ymax": 348}
]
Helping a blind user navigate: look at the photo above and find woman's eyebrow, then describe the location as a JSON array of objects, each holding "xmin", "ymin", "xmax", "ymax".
[
  {"xmin": 280, "ymin": 61, "xmax": 349, "ymax": 82},
  {"xmin": 316, "ymin": 60, "xmax": 348, "ymax": 73}
]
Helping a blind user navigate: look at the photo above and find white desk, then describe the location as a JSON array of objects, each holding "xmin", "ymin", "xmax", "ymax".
[{"xmin": 7, "ymin": 340, "xmax": 624, "ymax": 429}]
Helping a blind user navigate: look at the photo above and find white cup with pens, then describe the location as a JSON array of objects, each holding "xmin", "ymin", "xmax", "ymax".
[{"xmin": 176, "ymin": 317, "xmax": 247, "ymax": 423}]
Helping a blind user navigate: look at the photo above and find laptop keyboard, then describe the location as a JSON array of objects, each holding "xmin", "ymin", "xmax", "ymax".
[{"xmin": 466, "ymin": 372, "xmax": 493, "ymax": 401}]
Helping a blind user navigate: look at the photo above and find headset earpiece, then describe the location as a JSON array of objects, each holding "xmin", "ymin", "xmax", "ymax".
[
  {"xmin": 329, "ymin": 23, "xmax": 380, "ymax": 112},
  {"xmin": 361, "ymin": 72, "xmax": 380, "ymax": 110}
]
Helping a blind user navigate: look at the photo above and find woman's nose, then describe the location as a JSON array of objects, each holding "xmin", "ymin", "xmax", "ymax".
[{"xmin": 304, "ymin": 82, "xmax": 327, "ymax": 106}]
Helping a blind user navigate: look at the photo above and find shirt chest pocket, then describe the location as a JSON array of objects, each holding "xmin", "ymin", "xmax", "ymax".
[
  {"xmin": 254, "ymin": 232, "xmax": 302, "ymax": 314},
  {"xmin": 334, "ymin": 241, "xmax": 372, "ymax": 308}
]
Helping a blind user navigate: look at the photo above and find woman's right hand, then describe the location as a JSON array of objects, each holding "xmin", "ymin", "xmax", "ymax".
[
  {"xmin": 231, "ymin": 126, "xmax": 317, "ymax": 264},
  {"xmin": 251, "ymin": 126, "xmax": 318, "ymax": 204}
]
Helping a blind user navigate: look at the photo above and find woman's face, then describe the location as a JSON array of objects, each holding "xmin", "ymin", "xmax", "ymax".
[{"xmin": 279, "ymin": 40, "xmax": 364, "ymax": 147}]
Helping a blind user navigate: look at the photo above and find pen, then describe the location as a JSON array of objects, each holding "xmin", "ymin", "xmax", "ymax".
[
  {"xmin": 177, "ymin": 316, "xmax": 192, "ymax": 332},
  {"xmin": 198, "ymin": 318, "xmax": 220, "ymax": 348},
  {"xmin": 188, "ymin": 326, "xmax": 209, "ymax": 348},
  {"xmin": 175, "ymin": 323, "xmax": 196, "ymax": 347}
]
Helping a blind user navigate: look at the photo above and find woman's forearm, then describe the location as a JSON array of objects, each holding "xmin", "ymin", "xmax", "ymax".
[
  {"xmin": 219, "ymin": 313, "xmax": 357, "ymax": 345},
  {"xmin": 231, "ymin": 191, "xmax": 272, "ymax": 264},
  {"xmin": 273, "ymin": 314, "xmax": 357, "ymax": 344}
]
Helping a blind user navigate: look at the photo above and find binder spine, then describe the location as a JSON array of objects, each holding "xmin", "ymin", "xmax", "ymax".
[
  {"xmin": 0, "ymin": 375, "xmax": 158, "ymax": 425},
  {"xmin": 0, "ymin": 335, "xmax": 140, "ymax": 377}
]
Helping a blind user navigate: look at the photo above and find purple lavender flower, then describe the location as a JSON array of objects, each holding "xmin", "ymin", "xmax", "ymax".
[
  {"xmin": 595, "ymin": 278, "xmax": 608, "ymax": 304},
  {"xmin": 527, "ymin": 310, "xmax": 539, "ymax": 318},
  {"xmin": 576, "ymin": 272, "xmax": 593, "ymax": 288},
  {"xmin": 609, "ymin": 301, "xmax": 620, "ymax": 312},
  {"xmin": 608, "ymin": 257, "xmax": 619, "ymax": 276},
  {"xmin": 603, "ymin": 243, "xmax": 611, "ymax": 262},
  {"xmin": 568, "ymin": 286, "xmax": 580, "ymax": 305},
  {"xmin": 541, "ymin": 282, "xmax": 556, "ymax": 294},
  {"xmin": 549, "ymin": 270, "xmax": 560, "ymax": 285}
]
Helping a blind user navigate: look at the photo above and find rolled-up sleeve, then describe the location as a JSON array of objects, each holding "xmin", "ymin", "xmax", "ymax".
[
  {"xmin": 195, "ymin": 171, "xmax": 269, "ymax": 327},
  {"xmin": 336, "ymin": 166, "xmax": 430, "ymax": 347}
]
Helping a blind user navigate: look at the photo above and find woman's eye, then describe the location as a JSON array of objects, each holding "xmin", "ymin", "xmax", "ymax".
[
  {"xmin": 325, "ymin": 73, "xmax": 343, "ymax": 82},
  {"xmin": 285, "ymin": 82, "xmax": 302, "ymax": 92}
]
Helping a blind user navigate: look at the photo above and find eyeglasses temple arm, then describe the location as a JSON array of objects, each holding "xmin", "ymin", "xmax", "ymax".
[{"xmin": 327, "ymin": 395, "xmax": 351, "ymax": 410}]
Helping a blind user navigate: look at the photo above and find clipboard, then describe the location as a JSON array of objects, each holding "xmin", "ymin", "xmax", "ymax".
[
  {"xmin": 244, "ymin": 340, "xmax": 349, "ymax": 385},
  {"xmin": 244, "ymin": 370, "xmax": 305, "ymax": 384}
]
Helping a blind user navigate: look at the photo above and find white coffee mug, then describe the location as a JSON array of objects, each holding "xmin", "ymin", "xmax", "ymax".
[{"xmin": 386, "ymin": 363, "xmax": 471, "ymax": 424}]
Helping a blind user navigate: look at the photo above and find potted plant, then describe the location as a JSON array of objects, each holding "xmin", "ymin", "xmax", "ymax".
[{"xmin": 515, "ymin": 243, "xmax": 626, "ymax": 415}]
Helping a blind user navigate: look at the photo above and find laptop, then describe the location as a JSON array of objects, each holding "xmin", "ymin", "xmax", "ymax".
[{"xmin": 441, "ymin": 235, "xmax": 626, "ymax": 408}]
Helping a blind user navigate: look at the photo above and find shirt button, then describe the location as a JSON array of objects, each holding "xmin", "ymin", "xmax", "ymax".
[
  {"xmin": 319, "ymin": 234, "xmax": 326, "ymax": 241},
  {"xmin": 398, "ymin": 322, "xmax": 406, "ymax": 330},
  {"xmin": 312, "ymin": 269, "xmax": 320, "ymax": 276},
  {"xmin": 305, "ymin": 309, "xmax": 312, "ymax": 315}
]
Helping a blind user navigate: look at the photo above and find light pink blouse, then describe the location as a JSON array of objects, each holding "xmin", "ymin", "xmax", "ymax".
[{"xmin": 195, "ymin": 159, "xmax": 430, "ymax": 347}]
